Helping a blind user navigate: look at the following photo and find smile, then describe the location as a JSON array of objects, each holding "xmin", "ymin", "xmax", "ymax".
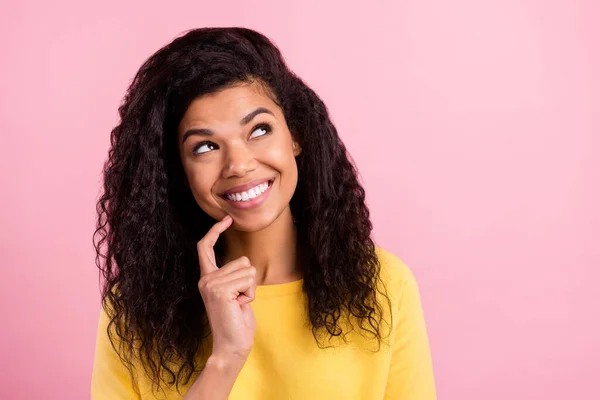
[
  {"xmin": 225, "ymin": 179, "xmax": 271, "ymax": 201},
  {"xmin": 220, "ymin": 178, "xmax": 275, "ymax": 209}
]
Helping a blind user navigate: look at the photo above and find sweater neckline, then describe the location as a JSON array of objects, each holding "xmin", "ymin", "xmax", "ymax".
[{"xmin": 255, "ymin": 278, "xmax": 304, "ymax": 299}]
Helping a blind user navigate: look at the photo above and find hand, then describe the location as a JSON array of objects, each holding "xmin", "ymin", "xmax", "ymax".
[{"xmin": 197, "ymin": 215, "xmax": 257, "ymax": 361}]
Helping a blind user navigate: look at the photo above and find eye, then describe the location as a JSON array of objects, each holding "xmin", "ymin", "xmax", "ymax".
[
  {"xmin": 192, "ymin": 141, "xmax": 218, "ymax": 155},
  {"xmin": 249, "ymin": 123, "xmax": 272, "ymax": 139}
]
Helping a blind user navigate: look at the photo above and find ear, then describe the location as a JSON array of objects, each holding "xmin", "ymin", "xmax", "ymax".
[{"xmin": 292, "ymin": 141, "xmax": 302, "ymax": 157}]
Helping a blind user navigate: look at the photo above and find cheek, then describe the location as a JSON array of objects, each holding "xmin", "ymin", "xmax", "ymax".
[
  {"xmin": 187, "ymin": 166, "xmax": 219, "ymax": 201},
  {"xmin": 266, "ymin": 146, "xmax": 299, "ymax": 189},
  {"xmin": 262, "ymin": 137, "xmax": 297, "ymax": 169}
]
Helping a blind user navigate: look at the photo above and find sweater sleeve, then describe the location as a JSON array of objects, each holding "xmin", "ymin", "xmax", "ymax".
[
  {"xmin": 383, "ymin": 264, "xmax": 437, "ymax": 399},
  {"xmin": 91, "ymin": 305, "xmax": 141, "ymax": 400}
]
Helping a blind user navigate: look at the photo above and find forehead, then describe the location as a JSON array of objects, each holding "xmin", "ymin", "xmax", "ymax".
[{"xmin": 178, "ymin": 81, "xmax": 280, "ymax": 133}]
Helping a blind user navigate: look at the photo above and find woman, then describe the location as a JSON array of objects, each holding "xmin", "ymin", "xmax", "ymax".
[{"xmin": 91, "ymin": 27, "xmax": 436, "ymax": 399}]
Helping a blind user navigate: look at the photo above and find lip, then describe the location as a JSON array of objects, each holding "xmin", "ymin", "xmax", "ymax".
[
  {"xmin": 220, "ymin": 178, "xmax": 274, "ymax": 210},
  {"xmin": 219, "ymin": 177, "xmax": 275, "ymax": 196}
]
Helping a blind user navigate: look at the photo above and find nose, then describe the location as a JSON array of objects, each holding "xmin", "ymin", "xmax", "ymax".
[{"xmin": 221, "ymin": 142, "xmax": 257, "ymax": 179}]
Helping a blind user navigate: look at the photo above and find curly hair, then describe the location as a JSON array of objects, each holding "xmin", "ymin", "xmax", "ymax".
[{"xmin": 93, "ymin": 27, "xmax": 392, "ymax": 394}]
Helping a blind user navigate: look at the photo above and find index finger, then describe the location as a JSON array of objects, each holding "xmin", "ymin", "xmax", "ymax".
[{"xmin": 198, "ymin": 215, "xmax": 233, "ymax": 276}]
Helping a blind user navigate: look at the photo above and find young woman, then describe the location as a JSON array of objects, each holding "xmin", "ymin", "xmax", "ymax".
[{"xmin": 91, "ymin": 27, "xmax": 436, "ymax": 399}]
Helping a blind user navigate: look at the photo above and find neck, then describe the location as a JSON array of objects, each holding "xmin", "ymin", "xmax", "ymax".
[{"xmin": 221, "ymin": 206, "xmax": 302, "ymax": 286}]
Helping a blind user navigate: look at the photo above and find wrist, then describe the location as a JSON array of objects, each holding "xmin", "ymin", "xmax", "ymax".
[
  {"xmin": 184, "ymin": 353, "xmax": 247, "ymax": 399},
  {"xmin": 207, "ymin": 352, "xmax": 247, "ymax": 373}
]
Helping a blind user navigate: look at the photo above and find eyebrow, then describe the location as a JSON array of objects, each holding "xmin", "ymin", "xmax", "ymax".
[{"xmin": 182, "ymin": 107, "xmax": 275, "ymax": 143}]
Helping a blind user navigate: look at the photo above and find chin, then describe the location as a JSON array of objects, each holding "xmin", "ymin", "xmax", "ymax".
[{"xmin": 230, "ymin": 213, "xmax": 278, "ymax": 233}]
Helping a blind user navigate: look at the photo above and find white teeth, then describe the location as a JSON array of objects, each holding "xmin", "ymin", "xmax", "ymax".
[{"xmin": 226, "ymin": 180, "xmax": 271, "ymax": 202}]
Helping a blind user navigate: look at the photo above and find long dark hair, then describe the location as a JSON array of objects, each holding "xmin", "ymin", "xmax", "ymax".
[{"xmin": 94, "ymin": 27, "xmax": 392, "ymax": 394}]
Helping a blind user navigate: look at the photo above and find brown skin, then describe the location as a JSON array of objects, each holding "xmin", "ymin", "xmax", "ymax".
[
  {"xmin": 185, "ymin": 215, "xmax": 255, "ymax": 400},
  {"xmin": 177, "ymin": 80, "xmax": 303, "ymax": 286},
  {"xmin": 178, "ymin": 81, "xmax": 304, "ymax": 399}
]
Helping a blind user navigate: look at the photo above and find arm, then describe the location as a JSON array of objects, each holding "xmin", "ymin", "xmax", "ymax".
[
  {"xmin": 384, "ymin": 266, "xmax": 437, "ymax": 399},
  {"xmin": 90, "ymin": 306, "xmax": 140, "ymax": 400},
  {"xmin": 182, "ymin": 354, "xmax": 246, "ymax": 400},
  {"xmin": 91, "ymin": 304, "xmax": 246, "ymax": 400}
]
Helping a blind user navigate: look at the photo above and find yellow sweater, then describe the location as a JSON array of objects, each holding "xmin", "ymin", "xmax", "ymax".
[{"xmin": 91, "ymin": 247, "xmax": 436, "ymax": 399}]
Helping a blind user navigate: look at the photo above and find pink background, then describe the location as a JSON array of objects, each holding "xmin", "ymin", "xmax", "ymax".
[{"xmin": 1, "ymin": 1, "xmax": 598, "ymax": 399}]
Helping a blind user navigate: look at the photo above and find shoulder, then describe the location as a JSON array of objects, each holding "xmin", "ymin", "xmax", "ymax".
[
  {"xmin": 374, "ymin": 246, "xmax": 420, "ymax": 304},
  {"xmin": 375, "ymin": 246, "xmax": 414, "ymax": 286}
]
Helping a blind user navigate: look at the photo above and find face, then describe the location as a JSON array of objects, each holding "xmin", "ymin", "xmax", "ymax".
[{"xmin": 177, "ymin": 81, "xmax": 302, "ymax": 232}]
